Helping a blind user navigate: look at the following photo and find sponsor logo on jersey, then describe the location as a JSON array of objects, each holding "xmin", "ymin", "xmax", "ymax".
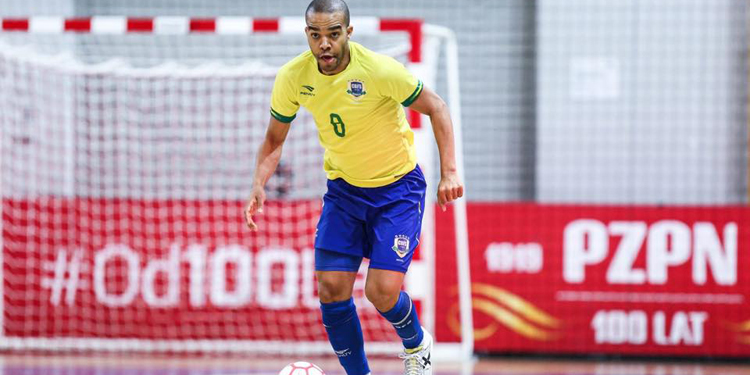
[{"xmin": 300, "ymin": 85, "xmax": 315, "ymax": 96}]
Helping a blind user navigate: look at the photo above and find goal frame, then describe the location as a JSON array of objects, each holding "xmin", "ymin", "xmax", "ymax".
[{"xmin": 0, "ymin": 16, "xmax": 473, "ymax": 361}]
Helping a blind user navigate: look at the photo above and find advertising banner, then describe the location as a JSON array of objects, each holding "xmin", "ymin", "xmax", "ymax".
[
  {"xmin": 5, "ymin": 198, "xmax": 748, "ymax": 357},
  {"xmin": 0, "ymin": 198, "xmax": 399, "ymax": 341},
  {"xmin": 436, "ymin": 203, "xmax": 749, "ymax": 357}
]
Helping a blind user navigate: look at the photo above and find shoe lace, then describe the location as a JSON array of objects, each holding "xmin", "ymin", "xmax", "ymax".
[{"xmin": 399, "ymin": 350, "xmax": 424, "ymax": 375}]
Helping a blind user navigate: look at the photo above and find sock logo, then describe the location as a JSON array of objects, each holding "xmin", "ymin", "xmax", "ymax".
[
  {"xmin": 334, "ymin": 348, "xmax": 352, "ymax": 357},
  {"xmin": 395, "ymin": 319, "xmax": 412, "ymax": 330}
]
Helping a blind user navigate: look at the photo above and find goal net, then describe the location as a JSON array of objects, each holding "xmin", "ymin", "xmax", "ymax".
[{"xmin": 0, "ymin": 17, "xmax": 471, "ymax": 357}]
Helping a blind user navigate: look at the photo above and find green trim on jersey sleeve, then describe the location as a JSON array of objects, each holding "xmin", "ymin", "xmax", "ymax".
[
  {"xmin": 401, "ymin": 80, "xmax": 424, "ymax": 107},
  {"xmin": 270, "ymin": 108, "xmax": 296, "ymax": 123}
]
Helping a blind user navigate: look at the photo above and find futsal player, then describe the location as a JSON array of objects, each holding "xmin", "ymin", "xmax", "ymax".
[{"xmin": 245, "ymin": 1, "xmax": 463, "ymax": 374}]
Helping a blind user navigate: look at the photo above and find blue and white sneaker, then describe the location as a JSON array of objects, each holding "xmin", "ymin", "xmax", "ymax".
[{"xmin": 398, "ymin": 328, "xmax": 432, "ymax": 375}]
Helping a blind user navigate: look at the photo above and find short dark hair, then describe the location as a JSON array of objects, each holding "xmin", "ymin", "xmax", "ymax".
[{"xmin": 305, "ymin": 0, "xmax": 350, "ymax": 26}]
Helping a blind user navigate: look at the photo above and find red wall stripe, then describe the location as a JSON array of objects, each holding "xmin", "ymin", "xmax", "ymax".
[
  {"xmin": 252, "ymin": 18, "xmax": 279, "ymax": 32},
  {"xmin": 2, "ymin": 19, "xmax": 29, "ymax": 31},
  {"xmin": 127, "ymin": 18, "xmax": 154, "ymax": 32},
  {"xmin": 190, "ymin": 18, "xmax": 216, "ymax": 32},
  {"xmin": 64, "ymin": 18, "xmax": 91, "ymax": 32}
]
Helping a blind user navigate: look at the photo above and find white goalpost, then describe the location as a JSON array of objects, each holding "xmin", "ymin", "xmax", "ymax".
[{"xmin": 0, "ymin": 16, "xmax": 472, "ymax": 361}]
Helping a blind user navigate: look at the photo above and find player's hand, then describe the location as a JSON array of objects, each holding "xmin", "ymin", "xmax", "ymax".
[
  {"xmin": 437, "ymin": 171, "xmax": 464, "ymax": 212},
  {"xmin": 244, "ymin": 185, "xmax": 266, "ymax": 231}
]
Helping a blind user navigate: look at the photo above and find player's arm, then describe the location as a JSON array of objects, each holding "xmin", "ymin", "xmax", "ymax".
[
  {"xmin": 245, "ymin": 116, "xmax": 292, "ymax": 231},
  {"xmin": 408, "ymin": 87, "xmax": 464, "ymax": 211}
]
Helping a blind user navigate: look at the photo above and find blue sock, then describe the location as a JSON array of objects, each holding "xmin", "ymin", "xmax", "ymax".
[
  {"xmin": 320, "ymin": 299, "xmax": 370, "ymax": 375},
  {"xmin": 379, "ymin": 291, "xmax": 424, "ymax": 349}
]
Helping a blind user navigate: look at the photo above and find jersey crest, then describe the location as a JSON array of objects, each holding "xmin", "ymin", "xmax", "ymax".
[
  {"xmin": 346, "ymin": 79, "xmax": 367, "ymax": 98},
  {"xmin": 392, "ymin": 234, "xmax": 410, "ymax": 258}
]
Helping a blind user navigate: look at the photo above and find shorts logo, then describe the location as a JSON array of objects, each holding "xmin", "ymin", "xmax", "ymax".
[
  {"xmin": 392, "ymin": 234, "xmax": 410, "ymax": 258},
  {"xmin": 347, "ymin": 79, "xmax": 367, "ymax": 98}
]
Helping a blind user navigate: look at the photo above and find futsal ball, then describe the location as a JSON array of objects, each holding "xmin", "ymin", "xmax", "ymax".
[{"xmin": 279, "ymin": 362, "xmax": 325, "ymax": 375}]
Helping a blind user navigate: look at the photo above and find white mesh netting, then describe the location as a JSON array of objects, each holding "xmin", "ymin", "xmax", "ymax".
[{"xmin": 0, "ymin": 30, "xmax": 419, "ymax": 352}]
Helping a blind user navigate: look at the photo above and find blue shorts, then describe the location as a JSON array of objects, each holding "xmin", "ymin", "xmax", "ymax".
[{"xmin": 314, "ymin": 165, "xmax": 426, "ymax": 274}]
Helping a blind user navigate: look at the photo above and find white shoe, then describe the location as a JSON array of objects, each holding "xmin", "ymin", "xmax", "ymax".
[{"xmin": 398, "ymin": 328, "xmax": 432, "ymax": 375}]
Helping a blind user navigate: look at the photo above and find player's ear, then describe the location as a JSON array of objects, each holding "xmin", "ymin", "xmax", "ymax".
[{"xmin": 347, "ymin": 25, "xmax": 353, "ymax": 39}]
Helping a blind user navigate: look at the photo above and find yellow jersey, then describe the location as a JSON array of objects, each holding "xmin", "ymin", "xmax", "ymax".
[{"xmin": 270, "ymin": 41, "xmax": 423, "ymax": 188}]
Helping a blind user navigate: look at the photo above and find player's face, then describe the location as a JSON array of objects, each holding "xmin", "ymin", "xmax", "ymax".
[{"xmin": 305, "ymin": 11, "xmax": 352, "ymax": 75}]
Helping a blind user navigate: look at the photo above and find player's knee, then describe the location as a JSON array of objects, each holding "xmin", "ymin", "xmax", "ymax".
[
  {"xmin": 363, "ymin": 285, "xmax": 382, "ymax": 307},
  {"xmin": 317, "ymin": 277, "xmax": 352, "ymax": 304},
  {"xmin": 364, "ymin": 282, "xmax": 399, "ymax": 311}
]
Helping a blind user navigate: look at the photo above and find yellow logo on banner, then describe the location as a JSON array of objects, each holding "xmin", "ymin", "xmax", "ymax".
[
  {"xmin": 448, "ymin": 283, "xmax": 562, "ymax": 341},
  {"xmin": 728, "ymin": 319, "xmax": 750, "ymax": 344}
]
